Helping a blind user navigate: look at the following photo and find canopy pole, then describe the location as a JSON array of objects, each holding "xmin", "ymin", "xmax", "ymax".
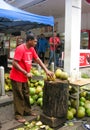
[
  {"xmin": 0, "ymin": 66, "xmax": 5, "ymax": 96},
  {"xmin": 52, "ymin": 26, "xmax": 55, "ymax": 72}
]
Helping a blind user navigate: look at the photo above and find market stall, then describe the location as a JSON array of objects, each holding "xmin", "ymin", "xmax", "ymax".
[
  {"xmin": 0, "ymin": 0, "xmax": 54, "ymax": 69},
  {"xmin": 0, "ymin": 0, "xmax": 54, "ymax": 93},
  {"xmin": 79, "ymin": 30, "xmax": 90, "ymax": 68}
]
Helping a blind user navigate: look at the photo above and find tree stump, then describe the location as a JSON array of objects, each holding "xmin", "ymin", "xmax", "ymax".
[
  {"xmin": 43, "ymin": 79, "xmax": 69, "ymax": 118},
  {"xmin": 41, "ymin": 79, "xmax": 69, "ymax": 128}
]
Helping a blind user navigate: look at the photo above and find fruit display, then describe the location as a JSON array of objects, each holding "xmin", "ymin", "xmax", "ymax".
[
  {"xmin": 67, "ymin": 85, "xmax": 90, "ymax": 120},
  {"xmin": 55, "ymin": 68, "xmax": 68, "ymax": 80},
  {"xmin": 28, "ymin": 67, "xmax": 45, "ymax": 107},
  {"xmin": 4, "ymin": 73, "xmax": 12, "ymax": 91}
]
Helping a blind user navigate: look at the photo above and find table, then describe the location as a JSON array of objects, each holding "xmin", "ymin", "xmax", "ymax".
[{"xmin": 69, "ymin": 78, "xmax": 90, "ymax": 111}]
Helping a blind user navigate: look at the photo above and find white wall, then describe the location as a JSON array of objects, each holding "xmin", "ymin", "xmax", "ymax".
[
  {"xmin": 55, "ymin": 17, "xmax": 65, "ymax": 33},
  {"xmin": 81, "ymin": 13, "xmax": 90, "ymax": 30},
  {"xmin": 55, "ymin": 12, "xmax": 90, "ymax": 34}
]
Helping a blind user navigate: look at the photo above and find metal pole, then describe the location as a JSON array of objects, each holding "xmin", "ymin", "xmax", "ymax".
[
  {"xmin": 52, "ymin": 26, "xmax": 55, "ymax": 72},
  {"xmin": 0, "ymin": 66, "xmax": 5, "ymax": 96}
]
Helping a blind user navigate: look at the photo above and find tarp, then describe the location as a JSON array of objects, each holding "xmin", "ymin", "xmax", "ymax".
[{"xmin": 0, "ymin": 0, "xmax": 54, "ymax": 33}]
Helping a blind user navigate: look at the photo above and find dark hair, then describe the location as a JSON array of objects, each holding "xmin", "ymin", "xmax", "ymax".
[{"xmin": 26, "ymin": 34, "xmax": 35, "ymax": 42}]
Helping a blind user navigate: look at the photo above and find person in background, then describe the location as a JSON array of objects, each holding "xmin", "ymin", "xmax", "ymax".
[
  {"xmin": 48, "ymin": 31, "xmax": 60, "ymax": 68},
  {"xmin": 34, "ymin": 35, "xmax": 40, "ymax": 53},
  {"xmin": 1, "ymin": 40, "xmax": 4, "ymax": 48},
  {"xmin": 55, "ymin": 33, "xmax": 61, "ymax": 67},
  {"xmin": 10, "ymin": 34, "xmax": 54, "ymax": 123},
  {"xmin": 0, "ymin": 40, "xmax": 4, "ymax": 54},
  {"xmin": 37, "ymin": 34, "xmax": 48, "ymax": 63},
  {"xmin": 17, "ymin": 39, "xmax": 24, "ymax": 46}
]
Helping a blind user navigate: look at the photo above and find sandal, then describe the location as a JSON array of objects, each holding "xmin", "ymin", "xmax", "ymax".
[
  {"xmin": 15, "ymin": 116, "xmax": 26, "ymax": 123},
  {"xmin": 17, "ymin": 118, "xmax": 26, "ymax": 123}
]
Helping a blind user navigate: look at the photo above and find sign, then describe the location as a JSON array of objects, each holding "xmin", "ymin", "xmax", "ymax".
[
  {"xmin": 85, "ymin": 0, "xmax": 90, "ymax": 4},
  {"xmin": 79, "ymin": 52, "xmax": 90, "ymax": 67}
]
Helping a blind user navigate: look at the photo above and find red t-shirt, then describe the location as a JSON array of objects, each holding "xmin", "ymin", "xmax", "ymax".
[
  {"xmin": 49, "ymin": 37, "xmax": 60, "ymax": 51},
  {"xmin": 10, "ymin": 44, "xmax": 38, "ymax": 82}
]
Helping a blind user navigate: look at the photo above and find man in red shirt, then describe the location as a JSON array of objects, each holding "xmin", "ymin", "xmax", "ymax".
[
  {"xmin": 48, "ymin": 31, "xmax": 60, "ymax": 68},
  {"xmin": 10, "ymin": 34, "xmax": 53, "ymax": 123}
]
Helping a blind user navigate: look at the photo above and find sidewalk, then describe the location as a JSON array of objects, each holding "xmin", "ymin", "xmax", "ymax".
[
  {"xmin": 0, "ymin": 94, "xmax": 90, "ymax": 130},
  {"xmin": 1, "ymin": 114, "xmax": 90, "ymax": 130}
]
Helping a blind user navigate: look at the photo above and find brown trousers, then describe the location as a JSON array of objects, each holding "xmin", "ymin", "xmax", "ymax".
[{"xmin": 11, "ymin": 80, "xmax": 31, "ymax": 118}]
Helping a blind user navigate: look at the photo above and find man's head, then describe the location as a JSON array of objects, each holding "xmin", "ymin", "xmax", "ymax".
[
  {"xmin": 40, "ymin": 33, "xmax": 44, "ymax": 38},
  {"xmin": 26, "ymin": 34, "xmax": 37, "ymax": 47}
]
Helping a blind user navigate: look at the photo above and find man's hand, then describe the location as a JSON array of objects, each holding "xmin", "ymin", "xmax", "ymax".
[
  {"xmin": 46, "ymin": 70, "xmax": 54, "ymax": 78},
  {"xmin": 26, "ymin": 72, "xmax": 33, "ymax": 78}
]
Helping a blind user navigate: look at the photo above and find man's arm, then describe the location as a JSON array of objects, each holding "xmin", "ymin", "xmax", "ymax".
[
  {"xmin": 34, "ymin": 58, "xmax": 54, "ymax": 77},
  {"xmin": 49, "ymin": 37, "xmax": 54, "ymax": 46}
]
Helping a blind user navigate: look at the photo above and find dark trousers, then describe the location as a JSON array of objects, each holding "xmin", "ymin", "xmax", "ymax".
[
  {"xmin": 11, "ymin": 80, "xmax": 31, "ymax": 119},
  {"xmin": 38, "ymin": 52, "xmax": 45, "ymax": 63},
  {"xmin": 48, "ymin": 50, "xmax": 56, "ymax": 66}
]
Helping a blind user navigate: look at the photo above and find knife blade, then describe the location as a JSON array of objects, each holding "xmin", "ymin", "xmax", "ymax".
[{"xmin": 31, "ymin": 75, "xmax": 44, "ymax": 80}]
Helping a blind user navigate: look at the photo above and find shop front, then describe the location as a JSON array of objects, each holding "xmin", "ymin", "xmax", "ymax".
[
  {"xmin": 80, "ymin": 30, "xmax": 90, "ymax": 68},
  {"xmin": 80, "ymin": 50, "xmax": 90, "ymax": 67}
]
